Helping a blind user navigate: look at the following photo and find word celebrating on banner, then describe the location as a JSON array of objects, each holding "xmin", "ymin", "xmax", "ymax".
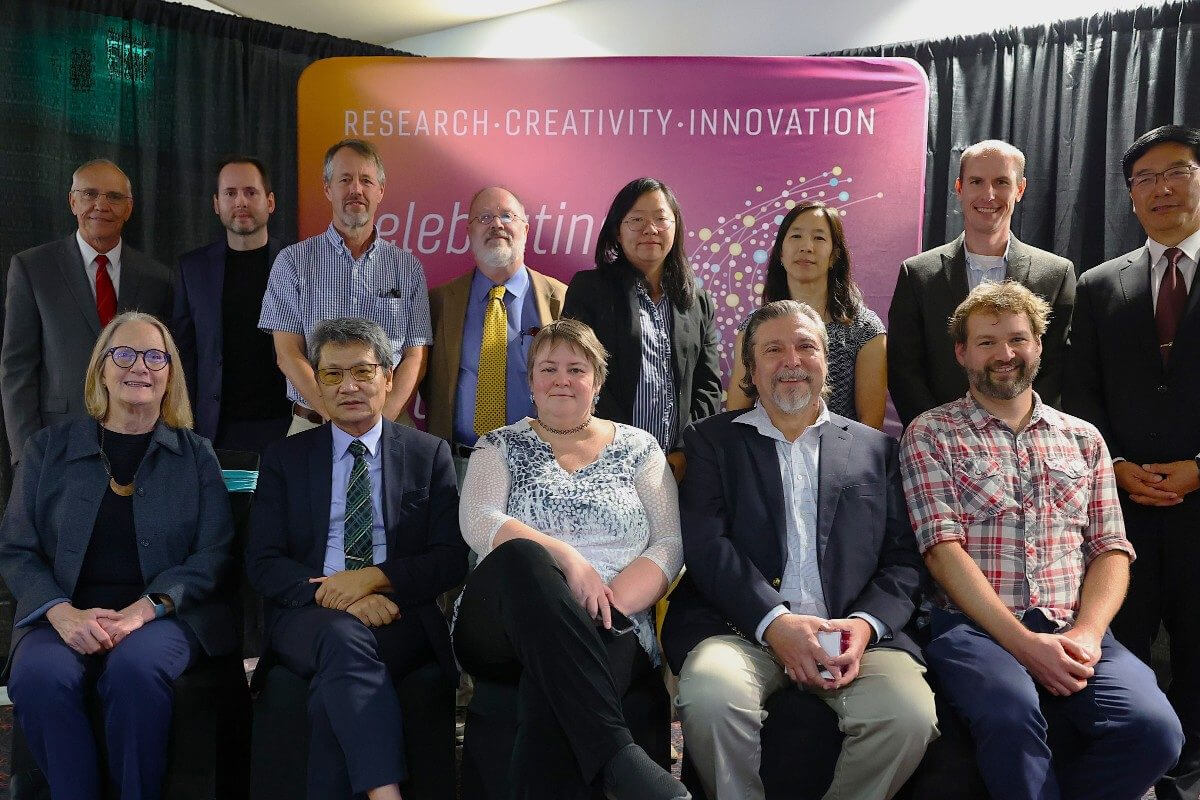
[{"xmin": 298, "ymin": 56, "xmax": 929, "ymax": 375}]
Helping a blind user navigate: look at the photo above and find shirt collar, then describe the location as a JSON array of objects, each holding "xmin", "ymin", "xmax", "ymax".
[
  {"xmin": 964, "ymin": 237, "xmax": 1011, "ymax": 272},
  {"xmin": 470, "ymin": 264, "xmax": 530, "ymax": 303},
  {"xmin": 76, "ymin": 230, "xmax": 122, "ymax": 266},
  {"xmin": 324, "ymin": 222, "xmax": 379, "ymax": 261},
  {"xmin": 1146, "ymin": 228, "xmax": 1200, "ymax": 268},
  {"xmin": 960, "ymin": 390, "xmax": 1057, "ymax": 432},
  {"xmin": 734, "ymin": 400, "xmax": 830, "ymax": 444},
  {"xmin": 331, "ymin": 416, "xmax": 384, "ymax": 461}
]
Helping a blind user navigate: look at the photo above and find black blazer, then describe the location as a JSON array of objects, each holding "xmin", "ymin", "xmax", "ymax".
[
  {"xmin": 661, "ymin": 409, "xmax": 923, "ymax": 675},
  {"xmin": 1064, "ymin": 246, "xmax": 1200, "ymax": 476},
  {"xmin": 0, "ymin": 419, "xmax": 236, "ymax": 661},
  {"xmin": 887, "ymin": 233, "xmax": 1075, "ymax": 426},
  {"xmin": 1, "ymin": 235, "xmax": 173, "ymax": 462},
  {"xmin": 562, "ymin": 267, "xmax": 722, "ymax": 451},
  {"xmin": 244, "ymin": 419, "xmax": 468, "ymax": 679},
  {"xmin": 171, "ymin": 237, "xmax": 284, "ymax": 440}
]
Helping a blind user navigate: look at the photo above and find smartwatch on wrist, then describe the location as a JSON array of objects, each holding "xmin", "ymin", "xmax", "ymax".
[{"xmin": 146, "ymin": 594, "xmax": 169, "ymax": 619}]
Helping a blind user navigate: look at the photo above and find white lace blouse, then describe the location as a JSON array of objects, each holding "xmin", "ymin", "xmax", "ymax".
[{"xmin": 459, "ymin": 419, "xmax": 684, "ymax": 662}]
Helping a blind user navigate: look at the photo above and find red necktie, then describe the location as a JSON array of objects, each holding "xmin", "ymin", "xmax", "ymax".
[
  {"xmin": 94, "ymin": 254, "xmax": 116, "ymax": 327},
  {"xmin": 1155, "ymin": 247, "xmax": 1187, "ymax": 365}
]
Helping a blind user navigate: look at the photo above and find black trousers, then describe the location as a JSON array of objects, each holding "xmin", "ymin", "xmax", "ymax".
[
  {"xmin": 454, "ymin": 538, "xmax": 650, "ymax": 800},
  {"xmin": 269, "ymin": 604, "xmax": 434, "ymax": 799},
  {"xmin": 1113, "ymin": 498, "xmax": 1200, "ymax": 800}
]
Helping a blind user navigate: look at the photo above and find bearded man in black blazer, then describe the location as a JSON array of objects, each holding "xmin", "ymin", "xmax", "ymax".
[
  {"xmin": 888, "ymin": 140, "xmax": 1075, "ymax": 427},
  {"xmin": 662, "ymin": 300, "xmax": 936, "ymax": 800},
  {"xmin": 2, "ymin": 159, "xmax": 172, "ymax": 462},
  {"xmin": 1064, "ymin": 124, "xmax": 1200, "ymax": 800},
  {"xmin": 246, "ymin": 317, "xmax": 467, "ymax": 800}
]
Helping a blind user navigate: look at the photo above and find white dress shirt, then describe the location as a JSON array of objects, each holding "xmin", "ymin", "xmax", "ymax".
[
  {"xmin": 1147, "ymin": 228, "xmax": 1200, "ymax": 312},
  {"xmin": 76, "ymin": 231, "xmax": 123, "ymax": 300}
]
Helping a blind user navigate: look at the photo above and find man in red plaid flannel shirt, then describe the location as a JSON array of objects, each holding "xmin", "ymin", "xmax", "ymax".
[{"xmin": 899, "ymin": 281, "xmax": 1181, "ymax": 800}]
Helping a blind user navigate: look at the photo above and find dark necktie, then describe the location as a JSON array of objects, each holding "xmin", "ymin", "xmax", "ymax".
[
  {"xmin": 1155, "ymin": 247, "xmax": 1187, "ymax": 365},
  {"xmin": 94, "ymin": 254, "xmax": 116, "ymax": 327},
  {"xmin": 343, "ymin": 440, "xmax": 373, "ymax": 570}
]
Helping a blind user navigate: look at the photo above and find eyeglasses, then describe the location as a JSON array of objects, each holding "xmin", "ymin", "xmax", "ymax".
[
  {"xmin": 107, "ymin": 346, "xmax": 170, "ymax": 371},
  {"xmin": 72, "ymin": 188, "xmax": 132, "ymax": 206},
  {"xmin": 621, "ymin": 214, "xmax": 675, "ymax": 231},
  {"xmin": 1129, "ymin": 164, "xmax": 1198, "ymax": 190},
  {"xmin": 470, "ymin": 211, "xmax": 525, "ymax": 226},
  {"xmin": 316, "ymin": 364, "xmax": 382, "ymax": 385}
]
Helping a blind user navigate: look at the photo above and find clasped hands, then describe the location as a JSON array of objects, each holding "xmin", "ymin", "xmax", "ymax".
[
  {"xmin": 46, "ymin": 597, "xmax": 157, "ymax": 655},
  {"xmin": 1115, "ymin": 459, "xmax": 1200, "ymax": 507},
  {"xmin": 310, "ymin": 567, "xmax": 399, "ymax": 627},
  {"xmin": 763, "ymin": 613, "xmax": 872, "ymax": 691},
  {"xmin": 1012, "ymin": 625, "xmax": 1102, "ymax": 697}
]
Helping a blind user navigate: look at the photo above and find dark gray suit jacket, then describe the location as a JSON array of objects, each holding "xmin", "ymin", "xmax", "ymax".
[
  {"xmin": 887, "ymin": 233, "xmax": 1075, "ymax": 427},
  {"xmin": 0, "ymin": 418, "xmax": 237, "ymax": 660},
  {"xmin": 660, "ymin": 409, "xmax": 924, "ymax": 675},
  {"xmin": 1, "ymin": 234, "xmax": 174, "ymax": 462}
]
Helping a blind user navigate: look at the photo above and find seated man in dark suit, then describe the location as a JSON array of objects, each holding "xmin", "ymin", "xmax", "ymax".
[
  {"xmin": 245, "ymin": 316, "xmax": 467, "ymax": 800},
  {"xmin": 662, "ymin": 299, "xmax": 937, "ymax": 800}
]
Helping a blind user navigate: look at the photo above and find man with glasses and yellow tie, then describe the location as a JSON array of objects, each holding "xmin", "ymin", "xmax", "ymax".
[
  {"xmin": 2, "ymin": 158, "xmax": 172, "ymax": 465},
  {"xmin": 246, "ymin": 316, "xmax": 467, "ymax": 800},
  {"xmin": 422, "ymin": 186, "xmax": 567, "ymax": 483}
]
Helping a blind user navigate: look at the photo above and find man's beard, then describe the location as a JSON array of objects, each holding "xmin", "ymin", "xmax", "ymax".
[
  {"xmin": 474, "ymin": 237, "xmax": 517, "ymax": 271},
  {"xmin": 769, "ymin": 368, "xmax": 817, "ymax": 414},
  {"xmin": 967, "ymin": 355, "xmax": 1040, "ymax": 400}
]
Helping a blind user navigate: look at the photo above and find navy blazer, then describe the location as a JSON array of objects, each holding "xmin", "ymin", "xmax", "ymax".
[
  {"xmin": 171, "ymin": 237, "xmax": 284, "ymax": 440},
  {"xmin": 1065, "ymin": 246, "xmax": 1200, "ymax": 478},
  {"xmin": 0, "ymin": 418, "xmax": 237, "ymax": 659},
  {"xmin": 2, "ymin": 235, "xmax": 174, "ymax": 462},
  {"xmin": 661, "ymin": 409, "xmax": 924, "ymax": 675},
  {"xmin": 244, "ymin": 419, "xmax": 468, "ymax": 679},
  {"xmin": 562, "ymin": 266, "xmax": 722, "ymax": 451}
]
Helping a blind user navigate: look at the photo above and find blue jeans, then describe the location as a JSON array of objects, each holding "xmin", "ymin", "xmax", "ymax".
[
  {"xmin": 8, "ymin": 618, "xmax": 199, "ymax": 800},
  {"xmin": 927, "ymin": 608, "xmax": 1182, "ymax": 800}
]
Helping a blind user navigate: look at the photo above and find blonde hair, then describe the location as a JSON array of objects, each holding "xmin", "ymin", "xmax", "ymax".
[
  {"xmin": 84, "ymin": 312, "xmax": 193, "ymax": 429},
  {"xmin": 526, "ymin": 318, "xmax": 609, "ymax": 390},
  {"xmin": 948, "ymin": 281, "xmax": 1051, "ymax": 344}
]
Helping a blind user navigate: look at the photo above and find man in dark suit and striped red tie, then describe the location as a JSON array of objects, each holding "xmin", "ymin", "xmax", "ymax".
[{"xmin": 1065, "ymin": 123, "xmax": 1200, "ymax": 800}]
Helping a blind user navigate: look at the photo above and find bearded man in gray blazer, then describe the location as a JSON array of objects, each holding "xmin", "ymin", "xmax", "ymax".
[
  {"xmin": 887, "ymin": 140, "xmax": 1075, "ymax": 427},
  {"xmin": 1, "ymin": 159, "xmax": 173, "ymax": 463}
]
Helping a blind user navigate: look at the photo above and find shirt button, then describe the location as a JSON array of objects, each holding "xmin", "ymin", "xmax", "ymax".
[
  {"xmin": 1157, "ymin": 385, "xmax": 1168, "ymax": 393},
  {"xmin": 139, "ymin": 538, "xmax": 150, "ymax": 547},
  {"xmin": 137, "ymin": 488, "xmax": 146, "ymax": 497}
]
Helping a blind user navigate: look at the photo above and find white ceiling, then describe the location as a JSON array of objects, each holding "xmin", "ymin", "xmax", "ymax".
[{"xmin": 172, "ymin": 0, "xmax": 569, "ymax": 46}]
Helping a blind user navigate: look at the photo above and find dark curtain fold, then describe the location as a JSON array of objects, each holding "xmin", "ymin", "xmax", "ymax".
[{"xmin": 829, "ymin": 1, "xmax": 1200, "ymax": 271}]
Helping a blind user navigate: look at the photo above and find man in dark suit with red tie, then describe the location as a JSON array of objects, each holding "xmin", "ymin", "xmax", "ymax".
[
  {"xmin": 1064, "ymin": 123, "xmax": 1200, "ymax": 800},
  {"xmin": 1, "ymin": 158, "xmax": 172, "ymax": 463}
]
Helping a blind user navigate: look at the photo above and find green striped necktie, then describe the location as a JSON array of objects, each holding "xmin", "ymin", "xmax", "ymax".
[{"xmin": 343, "ymin": 439, "xmax": 373, "ymax": 570}]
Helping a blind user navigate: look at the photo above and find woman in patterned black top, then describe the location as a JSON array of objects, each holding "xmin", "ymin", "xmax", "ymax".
[
  {"xmin": 454, "ymin": 319, "xmax": 688, "ymax": 800},
  {"xmin": 727, "ymin": 200, "xmax": 888, "ymax": 428}
]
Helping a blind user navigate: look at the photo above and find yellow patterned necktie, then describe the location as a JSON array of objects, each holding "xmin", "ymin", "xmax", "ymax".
[{"xmin": 474, "ymin": 285, "xmax": 507, "ymax": 436}]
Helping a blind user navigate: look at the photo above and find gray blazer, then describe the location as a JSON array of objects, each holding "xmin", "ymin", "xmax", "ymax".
[
  {"xmin": 1, "ymin": 235, "xmax": 174, "ymax": 463},
  {"xmin": 0, "ymin": 418, "xmax": 236, "ymax": 659},
  {"xmin": 887, "ymin": 233, "xmax": 1075, "ymax": 427}
]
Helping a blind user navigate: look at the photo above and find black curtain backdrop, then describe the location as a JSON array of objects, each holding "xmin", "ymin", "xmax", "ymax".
[{"xmin": 830, "ymin": 1, "xmax": 1200, "ymax": 270}]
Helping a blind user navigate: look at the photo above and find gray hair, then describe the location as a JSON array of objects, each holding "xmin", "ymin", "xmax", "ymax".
[
  {"xmin": 322, "ymin": 138, "xmax": 386, "ymax": 186},
  {"xmin": 739, "ymin": 300, "xmax": 829, "ymax": 401},
  {"xmin": 72, "ymin": 158, "xmax": 131, "ymax": 193},
  {"xmin": 959, "ymin": 139, "xmax": 1026, "ymax": 182},
  {"xmin": 308, "ymin": 317, "xmax": 395, "ymax": 371}
]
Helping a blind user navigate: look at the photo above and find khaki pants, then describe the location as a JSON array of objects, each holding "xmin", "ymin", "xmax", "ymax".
[{"xmin": 675, "ymin": 634, "xmax": 937, "ymax": 800}]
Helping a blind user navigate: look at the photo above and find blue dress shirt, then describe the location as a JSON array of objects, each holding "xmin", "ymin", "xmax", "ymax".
[
  {"xmin": 324, "ymin": 418, "xmax": 387, "ymax": 574},
  {"xmin": 453, "ymin": 266, "xmax": 539, "ymax": 446}
]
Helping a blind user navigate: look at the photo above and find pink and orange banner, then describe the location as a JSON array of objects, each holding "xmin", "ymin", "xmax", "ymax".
[{"xmin": 297, "ymin": 56, "xmax": 929, "ymax": 377}]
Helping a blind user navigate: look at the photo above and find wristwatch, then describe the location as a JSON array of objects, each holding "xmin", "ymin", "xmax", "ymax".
[{"xmin": 146, "ymin": 593, "xmax": 170, "ymax": 619}]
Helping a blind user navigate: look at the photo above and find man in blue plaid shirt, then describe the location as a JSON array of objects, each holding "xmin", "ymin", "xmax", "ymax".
[{"xmin": 259, "ymin": 138, "xmax": 432, "ymax": 434}]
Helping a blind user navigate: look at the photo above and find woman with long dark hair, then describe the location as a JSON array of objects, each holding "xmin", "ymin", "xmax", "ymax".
[
  {"xmin": 562, "ymin": 177, "xmax": 721, "ymax": 480},
  {"xmin": 726, "ymin": 201, "xmax": 887, "ymax": 428}
]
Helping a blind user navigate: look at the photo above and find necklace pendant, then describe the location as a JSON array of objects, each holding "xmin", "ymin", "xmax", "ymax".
[{"xmin": 109, "ymin": 477, "xmax": 136, "ymax": 497}]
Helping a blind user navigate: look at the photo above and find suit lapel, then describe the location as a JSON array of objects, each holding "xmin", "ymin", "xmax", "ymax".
[
  {"xmin": 815, "ymin": 423, "xmax": 851, "ymax": 578},
  {"xmin": 381, "ymin": 421, "xmax": 406, "ymax": 544},
  {"xmin": 741, "ymin": 422, "xmax": 788, "ymax": 565},
  {"xmin": 940, "ymin": 236, "xmax": 970, "ymax": 315},
  {"xmin": 59, "ymin": 236, "xmax": 102, "ymax": 336},
  {"xmin": 200, "ymin": 242, "xmax": 226, "ymax": 345},
  {"xmin": 308, "ymin": 426, "xmax": 334, "ymax": 564},
  {"xmin": 618, "ymin": 273, "xmax": 642, "ymax": 408},
  {"xmin": 1005, "ymin": 236, "xmax": 1032, "ymax": 286},
  {"xmin": 529, "ymin": 269, "xmax": 561, "ymax": 324},
  {"xmin": 1117, "ymin": 248, "xmax": 1160, "ymax": 364},
  {"xmin": 671, "ymin": 300, "xmax": 694, "ymax": 394},
  {"xmin": 441, "ymin": 274, "xmax": 471, "ymax": 408}
]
